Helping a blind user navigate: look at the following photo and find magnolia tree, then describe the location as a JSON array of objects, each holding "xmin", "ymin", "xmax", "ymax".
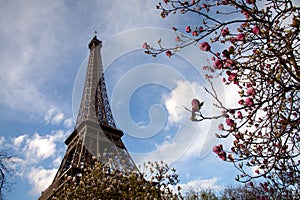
[
  {"xmin": 185, "ymin": 183, "xmax": 289, "ymax": 200},
  {"xmin": 52, "ymin": 161, "xmax": 182, "ymax": 200},
  {"xmin": 144, "ymin": 0, "xmax": 300, "ymax": 198}
]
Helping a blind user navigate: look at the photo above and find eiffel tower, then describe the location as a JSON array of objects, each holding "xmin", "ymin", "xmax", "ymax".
[{"xmin": 39, "ymin": 34, "xmax": 137, "ymax": 200}]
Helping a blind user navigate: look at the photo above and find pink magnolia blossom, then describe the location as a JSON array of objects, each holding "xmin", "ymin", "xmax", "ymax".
[
  {"xmin": 213, "ymin": 145, "xmax": 227, "ymax": 160},
  {"xmin": 235, "ymin": 133, "xmax": 241, "ymax": 141},
  {"xmin": 191, "ymin": 98, "xmax": 203, "ymax": 112},
  {"xmin": 226, "ymin": 70, "xmax": 231, "ymax": 76},
  {"xmin": 221, "ymin": 27, "xmax": 229, "ymax": 36},
  {"xmin": 218, "ymin": 150, "xmax": 227, "ymax": 161},
  {"xmin": 231, "ymin": 146, "xmax": 236, "ymax": 153},
  {"xmin": 246, "ymin": 87, "xmax": 255, "ymax": 96},
  {"xmin": 191, "ymin": 98, "xmax": 200, "ymax": 107},
  {"xmin": 238, "ymin": 99, "xmax": 244, "ymax": 105},
  {"xmin": 249, "ymin": 181, "xmax": 254, "ymax": 187},
  {"xmin": 175, "ymin": 36, "xmax": 180, "ymax": 42},
  {"xmin": 222, "ymin": 50, "xmax": 229, "ymax": 58},
  {"xmin": 192, "ymin": 31, "xmax": 198, "ymax": 36},
  {"xmin": 142, "ymin": 42, "xmax": 148, "ymax": 49},
  {"xmin": 252, "ymin": 26, "xmax": 260, "ymax": 34},
  {"xmin": 230, "ymin": 37, "xmax": 236, "ymax": 44},
  {"xmin": 225, "ymin": 59, "xmax": 234, "ymax": 68},
  {"xmin": 236, "ymin": 33, "xmax": 245, "ymax": 41},
  {"xmin": 213, "ymin": 146, "xmax": 220, "ymax": 154},
  {"xmin": 185, "ymin": 26, "xmax": 191, "ymax": 33},
  {"xmin": 237, "ymin": 111, "xmax": 243, "ymax": 119},
  {"xmin": 166, "ymin": 51, "xmax": 172, "ymax": 57},
  {"xmin": 218, "ymin": 144, "xmax": 223, "ymax": 149},
  {"xmin": 221, "ymin": 0, "xmax": 229, "ymax": 5},
  {"xmin": 245, "ymin": 97, "xmax": 254, "ymax": 106},
  {"xmin": 242, "ymin": 22, "xmax": 249, "ymax": 27},
  {"xmin": 198, "ymin": 42, "xmax": 211, "ymax": 51},
  {"xmin": 192, "ymin": 106, "xmax": 198, "ymax": 112},
  {"xmin": 226, "ymin": 118, "xmax": 235, "ymax": 127},
  {"xmin": 242, "ymin": 10, "xmax": 250, "ymax": 19},
  {"xmin": 218, "ymin": 123, "xmax": 224, "ymax": 130},
  {"xmin": 214, "ymin": 59, "xmax": 223, "ymax": 69},
  {"xmin": 228, "ymin": 73, "xmax": 236, "ymax": 81},
  {"xmin": 213, "ymin": 144, "xmax": 223, "ymax": 154},
  {"xmin": 246, "ymin": 0, "xmax": 256, "ymax": 4},
  {"xmin": 199, "ymin": 26, "xmax": 204, "ymax": 32}
]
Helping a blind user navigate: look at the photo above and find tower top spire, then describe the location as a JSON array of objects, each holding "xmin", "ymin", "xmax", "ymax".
[
  {"xmin": 88, "ymin": 33, "xmax": 102, "ymax": 50},
  {"xmin": 76, "ymin": 35, "xmax": 116, "ymax": 128}
]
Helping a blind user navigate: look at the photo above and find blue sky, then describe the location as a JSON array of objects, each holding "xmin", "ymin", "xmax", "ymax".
[{"xmin": 0, "ymin": 1, "xmax": 242, "ymax": 199}]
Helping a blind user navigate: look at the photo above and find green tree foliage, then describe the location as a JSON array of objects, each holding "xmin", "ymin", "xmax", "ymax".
[
  {"xmin": 144, "ymin": 0, "xmax": 300, "ymax": 198},
  {"xmin": 52, "ymin": 161, "xmax": 182, "ymax": 200}
]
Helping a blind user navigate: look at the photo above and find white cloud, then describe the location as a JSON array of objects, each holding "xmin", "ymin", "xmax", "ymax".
[
  {"xmin": 52, "ymin": 113, "xmax": 64, "ymax": 124},
  {"xmin": 178, "ymin": 177, "xmax": 223, "ymax": 193},
  {"xmin": 44, "ymin": 106, "xmax": 65, "ymax": 125},
  {"xmin": 0, "ymin": 136, "xmax": 5, "ymax": 146},
  {"xmin": 154, "ymin": 134, "xmax": 173, "ymax": 150},
  {"xmin": 28, "ymin": 167, "xmax": 57, "ymax": 196},
  {"xmin": 222, "ymin": 83, "xmax": 241, "ymax": 108},
  {"xmin": 52, "ymin": 156, "xmax": 63, "ymax": 168},
  {"xmin": 63, "ymin": 118, "xmax": 74, "ymax": 129},
  {"xmin": 168, "ymin": 176, "xmax": 223, "ymax": 195},
  {"xmin": 13, "ymin": 134, "xmax": 27, "ymax": 147},
  {"xmin": 163, "ymin": 92, "xmax": 182, "ymax": 127},
  {"xmin": 20, "ymin": 130, "xmax": 65, "ymax": 162},
  {"xmin": 24, "ymin": 134, "xmax": 56, "ymax": 160}
]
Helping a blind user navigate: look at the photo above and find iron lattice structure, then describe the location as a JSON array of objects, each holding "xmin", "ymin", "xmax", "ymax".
[
  {"xmin": 96, "ymin": 75, "xmax": 116, "ymax": 128},
  {"xmin": 39, "ymin": 36, "xmax": 137, "ymax": 200}
]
